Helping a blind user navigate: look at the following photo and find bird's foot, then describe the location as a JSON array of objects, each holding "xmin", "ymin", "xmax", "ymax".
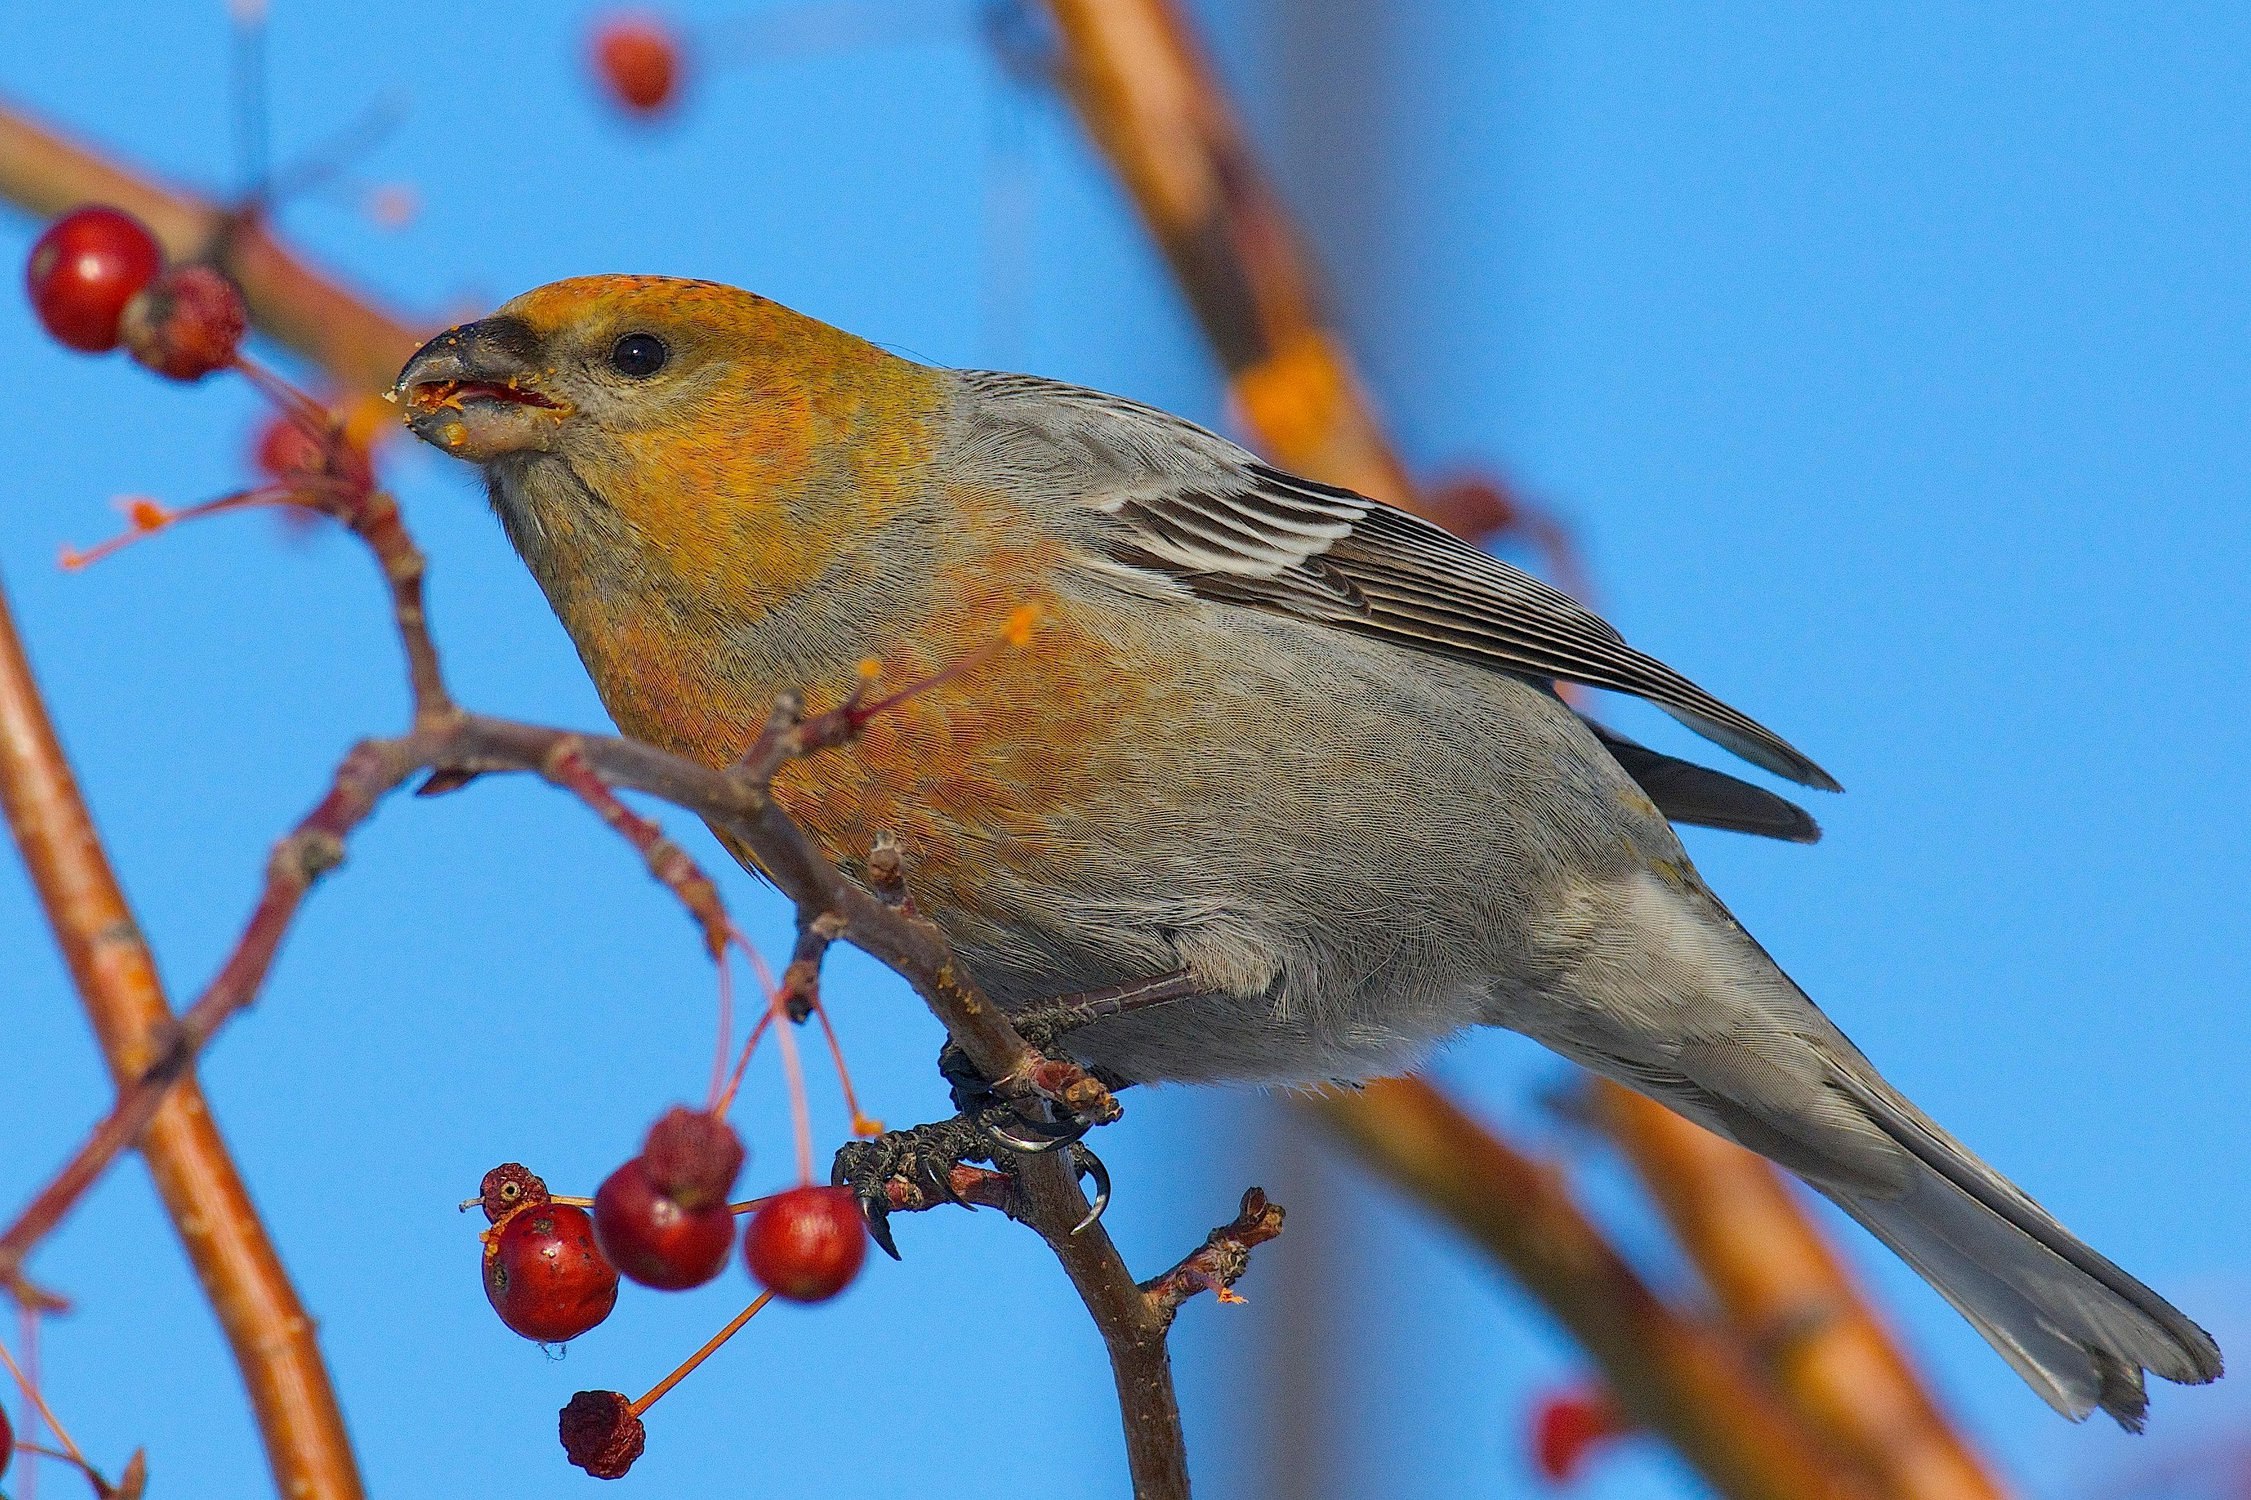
[
  {"xmin": 830, "ymin": 1115, "xmax": 1110, "ymax": 1259},
  {"xmin": 936, "ymin": 971, "xmax": 1204, "ymax": 1149}
]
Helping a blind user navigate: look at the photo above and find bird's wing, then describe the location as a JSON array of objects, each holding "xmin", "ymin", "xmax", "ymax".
[{"xmin": 962, "ymin": 371, "xmax": 1838, "ymax": 791}]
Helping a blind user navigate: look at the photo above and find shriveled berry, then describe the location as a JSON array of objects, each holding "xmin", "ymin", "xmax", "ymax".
[
  {"xmin": 639, "ymin": 1106, "xmax": 744, "ymax": 1211},
  {"xmin": 254, "ymin": 411, "xmax": 373, "ymax": 494},
  {"xmin": 744, "ymin": 1184, "xmax": 866, "ymax": 1303},
  {"xmin": 593, "ymin": 1156, "xmax": 733, "ymax": 1290},
  {"xmin": 559, "ymin": 1389, "xmax": 645, "ymax": 1480},
  {"xmin": 476, "ymin": 1162, "xmax": 550, "ymax": 1225},
  {"xmin": 25, "ymin": 206, "xmax": 163, "ymax": 352},
  {"xmin": 592, "ymin": 14, "xmax": 682, "ymax": 116},
  {"xmin": 485, "ymin": 1202, "xmax": 619, "ymax": 1343},
  {"xmin": 1530, "ymin": 1385, "xmax": 1629, "ymax": 1483},
  {"xmin": 120, "ymin": 264, "xmax": 246, "ymax": 381}
]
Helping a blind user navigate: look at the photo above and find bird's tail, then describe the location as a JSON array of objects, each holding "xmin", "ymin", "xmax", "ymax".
[{"xmin": 1811, "ymin": 1069, "xmax": 2220, "ymax": 1429}]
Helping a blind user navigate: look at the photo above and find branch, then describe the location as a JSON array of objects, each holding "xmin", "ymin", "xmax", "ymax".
[
  {"xmin": 0, "ymin": 570, "xmax": 367, "ymax": 1500},
  {"xmin": 1038, "ymin": 0, "xmax": 1416, "ymax": 509},
  {"xmin": 1309, "ymin": 1079, "xmax": 1868, "ymax": 1500},
  {"xmin": 1588, "ymin": 1082, "xmax": 2008, "ymax": 1500},
  {"xmin": 1141, "ymin": 1188, "xmax": 1285, "ymax": 1332}
]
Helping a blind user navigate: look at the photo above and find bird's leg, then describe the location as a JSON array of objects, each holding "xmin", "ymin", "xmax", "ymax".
[
  {"xmin": 830, "ymin": 1116, "xmax": 1110, "ymax": 1259},
  {"xmin": 938, "ymin": 971, "xmax": 1205, "ymax": 1151}
]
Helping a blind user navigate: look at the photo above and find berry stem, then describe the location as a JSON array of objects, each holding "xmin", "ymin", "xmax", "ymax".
[
  {"xmin": 802, "ymin": 990, "xmax": 883, "ymax": 1137},
  {"xmin": 548, "ymin": 1193, "xmax": 773, "ymax": 1214},
  {"xmin": 712, "ymin": 1008, "xmax": 773, "ymax": 1118},
  {"xmin": 731, "ymin": 930, "xmax": 817, "ymax": 1183},
  {"xmin": 627, "ymin": 1291, "xmax": 773, "ymax": 1419},
  {"xmin": 0, "ymin": 1332, "xmax": 82, "ymax": 1470},
  {"xmin": 60, "ymin": 485, "xmax": 302, "ymax": 571},
  {"xmin": 705, "ymin": 947, "xmax": 736, "ymax": 1114},
  {"xmin": 233, "ymin": 352, "xmax": 336, "ymax": 433},
  {"xmin": 770, "ymin": 983, "xmax": 816, "ymax": 1186}
]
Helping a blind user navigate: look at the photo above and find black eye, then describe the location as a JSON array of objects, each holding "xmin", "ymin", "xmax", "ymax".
[{"xmin": 608, "ymin": 332, "xmax": 668, "ymax": 378}]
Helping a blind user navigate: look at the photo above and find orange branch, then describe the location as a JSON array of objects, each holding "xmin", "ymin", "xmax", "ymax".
[
  {"xmin": 0, "ymin": 570, "xmax": 365, "ymax": 1500},
  {"xmin": 1591, "ymin": 1083, "xmax": 2008, "ymax": 1499},
  {"xmin": 1040, "ymin": 0, "xmax": 1416, "ymax": 509}
]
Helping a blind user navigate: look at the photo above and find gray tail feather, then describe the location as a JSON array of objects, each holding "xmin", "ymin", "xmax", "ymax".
[{"xmin": 1822, "ymin": 1070, "xmax": 2221, "ymax": 1429}]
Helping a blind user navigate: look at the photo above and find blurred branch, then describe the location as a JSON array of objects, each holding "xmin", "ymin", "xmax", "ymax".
[
  {"xmin": 1039, "ymin": 0, "xmax": 1415, "ymax": 509},
  {"xmin": 1311, "ymin": 1080, "xmax": 1867, "ymax": 1500},
  {"xmin": 0, "ymin": 100, "xmax": 424, "ymax": 394},
  {"xmin": 0, "ymin": 570, "xmax": 367, "ymax": 1500},
  {"xmin": 1590, "ymin": 1082, "xmax": 2008, "ymax": 1500}
]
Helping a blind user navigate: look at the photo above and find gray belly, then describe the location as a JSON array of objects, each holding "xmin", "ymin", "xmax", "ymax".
[{"xmin": 928, "ymin": 604, "xmax": 1668, "ymax": 1086}]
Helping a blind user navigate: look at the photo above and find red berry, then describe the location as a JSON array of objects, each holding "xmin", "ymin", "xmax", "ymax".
[
  {"xmin": 744, "ymin": 1185, "xmax": 866, "ymax": 1303},
  {"xmin": 120, "ymin": 264, "xmax": 246, "ymax": 382},
  {"xmin": 484, "ymin": 1202, "xmax": 619, "ymax": 1343},
  {"xmin": 593, "ymin": 1157, "xmax": 734, "ymax": 1290},
  {"xmin": 254, "ymin": 412, "xmax": 372, "ymax": 494},
  {"xmin": 592, "ymin": 14, "xmax": 682, "ymax": 116},
  {"xmin": 639, "ymin": 1106, "xmax": 744, "ymax": 1210},
  {"xmin": 1, "ymin": 1400, "xmax": 11, "ymax": 1480},
  {"xmin": 559, "ymin": 1389, "xmax": 645, "ymax": 1480},
  {"xmin": 25, "ymin": 206, "xmax": 162, "ymax": 352},
  {"xmin": 1530, "ymin": 1386, "xmax": 1629, "ymax": 1483}
]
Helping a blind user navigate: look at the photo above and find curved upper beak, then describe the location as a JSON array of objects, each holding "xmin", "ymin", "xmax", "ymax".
[{"xmin": 393, "ymin": 316, "xmax": 566, "ymax": 462}]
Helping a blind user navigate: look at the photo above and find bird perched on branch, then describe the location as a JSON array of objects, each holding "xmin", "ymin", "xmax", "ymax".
[{"xmin": 397, "ymin": 275, "xmax": 2219, "ymax": 1429}]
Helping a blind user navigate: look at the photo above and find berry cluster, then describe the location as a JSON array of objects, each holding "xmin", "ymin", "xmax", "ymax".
[
  {"xmin": 478, "ymin": 1113, "xmax": 869, "ymax": 1478},
  {"xmin": 22, "ymin": 220, "xmax": 881, "ymax": 1479},
  {"xmin": 26, "ymin": 206, "xmax": 245, "ymax": 380}
]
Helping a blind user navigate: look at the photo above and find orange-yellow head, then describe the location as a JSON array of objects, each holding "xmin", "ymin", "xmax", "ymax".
[{"xmin": 392, "ymin": 274, "xmax": 947, "ymax": 619}]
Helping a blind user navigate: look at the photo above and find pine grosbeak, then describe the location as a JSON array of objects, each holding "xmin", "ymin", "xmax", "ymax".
[{"xmin": 397, "ymin": 275, "xmax": 2218, "ymax": 1426}]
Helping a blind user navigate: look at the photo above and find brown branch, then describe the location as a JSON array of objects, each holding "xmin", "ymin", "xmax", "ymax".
[
  {"xmin": 0, "ymin": 570, "xmax": 367, "ymax": 1500},
  {"xmin": 0, "ymin": 100, "xmax": 424, "ymax": 396},
  {"xmin": 1310, "ymin": 1079, "xmax": 1869, "ymax": 1500},
  {"xmin": 1589, "ymin": 1082, "xmax": 2009, "ymax": 1500},
  {"xmin": 1039, "ymin": 0, "xmax": 1416, "ymax": 510},
  {"xmin": 1141, "ymin": 1188, "xmax": 1285, "ymax": 1332}
]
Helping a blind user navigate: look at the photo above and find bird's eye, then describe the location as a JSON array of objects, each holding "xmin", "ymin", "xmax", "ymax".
[{"xmin": 608, "ymin": 332, "xmax": 668, "ymax": 378}]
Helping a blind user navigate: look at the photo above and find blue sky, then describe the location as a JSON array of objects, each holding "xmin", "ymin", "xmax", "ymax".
[{"xmin": 2, "ymin": 4, "xmax": 2246, "ymax": 1497}]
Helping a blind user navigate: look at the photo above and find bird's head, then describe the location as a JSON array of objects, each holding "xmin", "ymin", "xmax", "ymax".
[{"xmin": 392, "ymin": 274, "xmax": 946, "ymax": 612}]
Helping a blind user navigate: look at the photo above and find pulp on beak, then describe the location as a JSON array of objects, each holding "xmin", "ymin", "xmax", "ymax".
[{"xmin": 394, "ymin": 316, "xmax": 566, "ymax": 461}]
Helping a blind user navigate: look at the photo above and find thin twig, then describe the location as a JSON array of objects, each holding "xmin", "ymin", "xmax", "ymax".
[{"xmin": 1141, "ymin": 1188, "xmax": 1285, "ymax": 1331}]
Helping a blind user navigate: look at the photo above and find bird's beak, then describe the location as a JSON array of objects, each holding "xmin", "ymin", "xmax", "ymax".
[{"xmin": 393, "ymin": 316, "xmax": 567, "ymax": 462}]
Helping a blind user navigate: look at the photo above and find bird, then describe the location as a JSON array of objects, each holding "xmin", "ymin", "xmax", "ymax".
[{"xmin": 394, "ymin": 273, "xmax": 2220, "ymax": 1429}]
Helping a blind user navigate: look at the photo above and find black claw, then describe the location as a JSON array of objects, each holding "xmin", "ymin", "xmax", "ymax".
[
  {"xmin": 977, "ymin": 1105, "xmax": 1091, "ymax": 1156},
  {"xmin": 831, "ymin": 1149, "xmax": 904, "ymax": 1260},
  {"xmin": 861, "ymin": 1194, "xmax": 903, "ymax": 1260},
  {"xmin": 1069, "ymin": 1145, "xmax": 1111, "ymax": 1235}
]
